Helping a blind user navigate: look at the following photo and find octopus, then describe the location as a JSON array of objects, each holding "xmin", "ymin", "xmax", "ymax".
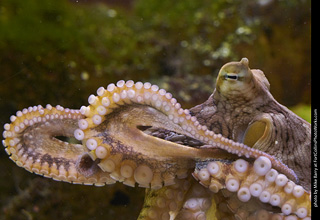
[{"xmin": 2, "ymin": 58, "xmax": 311, "ymax": 219}]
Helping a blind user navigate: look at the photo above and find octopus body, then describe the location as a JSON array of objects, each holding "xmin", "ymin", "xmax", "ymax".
[{"xmin": 2, "ymin": 58, "xmax": 311, "ymax": 219}]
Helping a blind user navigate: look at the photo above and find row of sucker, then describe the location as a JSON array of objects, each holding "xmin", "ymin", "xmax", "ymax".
[
  {"xmin": 74, "ymin": 80, "xmax": 298, "ymax": 188},
  {"xmin": 214, "ymin": 189, "xmax": 311, "ymax": 220},
  {"xmin": 192, "ymin": 157, "xmax": 311, "ymax": 218},
  {"xmin": 2, "ymin": 105, "xmax": 116, "ymax": 186}
]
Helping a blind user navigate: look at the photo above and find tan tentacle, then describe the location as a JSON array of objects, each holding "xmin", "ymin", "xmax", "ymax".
[
  {"xmin": 193, "ymin": 157, "xmax": 311, "ymax": 218},
  {"xmin": 2, "ymin": 105, "xmax": 115, "ymax": 186}
]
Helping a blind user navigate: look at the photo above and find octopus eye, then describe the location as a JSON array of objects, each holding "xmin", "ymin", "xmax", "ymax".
[{"xmin": 224, "ymin": 73, "xmax": 239, "ymax": 81}]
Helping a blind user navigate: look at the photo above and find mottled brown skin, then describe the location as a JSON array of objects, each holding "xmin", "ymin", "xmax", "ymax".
[{"xmin": 190, "ymin": 58, "xmax": 311, "ymax": 190}]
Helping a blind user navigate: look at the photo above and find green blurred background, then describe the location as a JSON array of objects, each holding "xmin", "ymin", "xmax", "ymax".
[{"xmin": 0, "ymin": 0, "xmax": 311, "ymax": 219}]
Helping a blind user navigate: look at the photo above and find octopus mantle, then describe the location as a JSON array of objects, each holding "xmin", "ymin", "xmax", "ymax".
[{"xmin": 2, "ymin": 58, "xmax": 311, "ymax": 219}]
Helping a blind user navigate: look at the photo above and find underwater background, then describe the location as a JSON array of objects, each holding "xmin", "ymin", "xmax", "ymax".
[{"xmin": 0, "ymin": 0, "xmax": 311, "ymax": 219}]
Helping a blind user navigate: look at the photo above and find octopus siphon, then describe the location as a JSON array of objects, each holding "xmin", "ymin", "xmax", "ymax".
[{"xmin": 2, "ymin": 58, "xmax": 311, "ymax": 219}]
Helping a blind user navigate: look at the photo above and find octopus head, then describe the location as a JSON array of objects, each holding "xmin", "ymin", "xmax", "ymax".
[{"xmin": 216, "ymin": 58, "xmax": 270, "ymax": 100}]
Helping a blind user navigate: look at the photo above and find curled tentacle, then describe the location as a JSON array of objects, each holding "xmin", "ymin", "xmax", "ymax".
[
  {"xmin": 74, "ymin": 80, "xmax": 238, "ymax": 188},
  {"xmin": 2, "ymin": 105, "xmax": 116, "ymax": 186}
]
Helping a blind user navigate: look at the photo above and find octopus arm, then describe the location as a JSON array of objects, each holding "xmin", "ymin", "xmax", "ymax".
[
  {"xmin": 75, "ymin": 90, "xmax": 240, "ymax": 189},
  {"xmin": 2, "ymin": 105, "xmax": 116, "ymax": 186},
  {"xmin": 193, "ymin": 157, "xmax": 311, "ymax": 218}
]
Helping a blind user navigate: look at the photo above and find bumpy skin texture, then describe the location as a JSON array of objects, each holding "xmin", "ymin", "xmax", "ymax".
[{"xmin": 2, "ymin": 59, "xmax": 311, "ymax": 219}]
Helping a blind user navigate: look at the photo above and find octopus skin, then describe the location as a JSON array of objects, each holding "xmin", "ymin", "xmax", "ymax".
[{"xmin": 2, "ymin": 59, "xmax": 311, "ymax": 219}]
